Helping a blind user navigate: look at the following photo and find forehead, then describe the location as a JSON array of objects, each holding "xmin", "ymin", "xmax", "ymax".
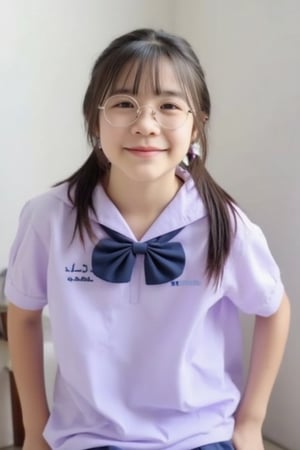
[{"xmin": 111, "ymin": 57, "xmax": 186, "ymax": 97}]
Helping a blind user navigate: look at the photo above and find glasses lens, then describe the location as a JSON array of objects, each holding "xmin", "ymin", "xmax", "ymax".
[
  {"xmin": 102, "ymin": 95, "xmax": 191, "ymax": 129},
  {"xmin": 155, "ymin": 102, "xmax": 189, "ymax": 129},
  {"xmin": 104, "ymin": 95, "xmax": 138, "ymax": 127}
]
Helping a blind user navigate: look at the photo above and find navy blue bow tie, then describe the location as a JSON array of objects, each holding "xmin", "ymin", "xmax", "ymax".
[{"xmin": 92, "ymin": 225, "xmax": 185, "ymax": 285}]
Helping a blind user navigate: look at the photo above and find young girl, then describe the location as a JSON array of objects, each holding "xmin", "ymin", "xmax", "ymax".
[{"xmin": 6, "ymin": 29, "xmax": 290, "ymax": 450}]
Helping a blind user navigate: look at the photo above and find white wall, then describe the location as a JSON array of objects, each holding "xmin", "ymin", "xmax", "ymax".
[
  {"xmin": 1, "ymin": 1, "xmax": 299, "ymax": 449},
  {"xmin": 0, "ymin": 1, "xmax": 173, "ymax": 445},
  {"xmin": 174, "ymin": 1, "xmax": 300, "ymax": 449},
  {"xmin": 0, "ymin": 0, "xmax": 173, "ymax": 268}
]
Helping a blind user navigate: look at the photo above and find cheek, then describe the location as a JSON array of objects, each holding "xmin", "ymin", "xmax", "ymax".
[
  {"xmin": 173, "ymin": 126, "xmax": 194, "ymax": 147},
  {"xmin": 99, "ymin": 116, "xmax": 126, "ymax": 139},
  {"xmin": 100, "ymin": 125, "xmax": 126, "ymax": 156},
  {"xmin": 99, "ymin": 122, "xmax": 112, "ymax": 147}
]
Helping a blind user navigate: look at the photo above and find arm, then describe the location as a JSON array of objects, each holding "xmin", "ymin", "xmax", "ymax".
[
  {"xmin": 7, "ymin": 302, "xmax": 51, "ymax": 450},
  {"xmin": 233, "ymin": 293, "xmax": 291, "ymax": 450}
]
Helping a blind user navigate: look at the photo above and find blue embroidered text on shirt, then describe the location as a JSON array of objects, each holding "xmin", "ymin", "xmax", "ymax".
[
  {"xmin": 171, "ymin": 280, "xmax": 201, "ymax": 286},
  {"xmin": 65, "ymin": 263, "xmax": 94, "ymax": 282}
]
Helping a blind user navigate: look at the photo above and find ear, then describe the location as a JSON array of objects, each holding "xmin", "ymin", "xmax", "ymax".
[{"xmin": 191, "ymin": 112, "xmax": 208, "ymax": 141}]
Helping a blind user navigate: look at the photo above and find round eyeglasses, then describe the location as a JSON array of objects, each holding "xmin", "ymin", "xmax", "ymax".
[{"xmin": 98, "ymin": 94, "xmax": 193, "ymax": 130}]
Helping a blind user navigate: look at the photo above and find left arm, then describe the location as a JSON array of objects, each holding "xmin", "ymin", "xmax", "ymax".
[{"xmin": 233, "ymin": 293, "xmax": 291, "ymax": 450}]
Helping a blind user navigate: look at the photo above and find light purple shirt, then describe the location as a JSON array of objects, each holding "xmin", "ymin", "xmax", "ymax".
[{"xmin": 5, "ymin": 168, "xmax": 284, "ymax": 450}]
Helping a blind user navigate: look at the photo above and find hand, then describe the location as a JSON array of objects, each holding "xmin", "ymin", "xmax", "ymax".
[
  {"xmin": 232, "ymin": 419, "xmax": 265, "ymax": 450},
  {"xmin": 22, "ymin": 434, "xmax": 51, "ymax": 450}
]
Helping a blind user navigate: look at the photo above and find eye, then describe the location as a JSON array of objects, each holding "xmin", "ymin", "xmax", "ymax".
[
  {"xmin": 160, "ymin": 103, "xmax": 180, "ymax": 111},
  {"xmin": 114, "ymin": 101, "xmax": 135, "ymax": 109}
]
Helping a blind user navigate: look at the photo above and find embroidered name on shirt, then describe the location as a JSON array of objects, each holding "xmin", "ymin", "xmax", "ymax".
[
  {"xmin": 171, "ymin": 280, "xmax": 201, "ymax": 286},
  {"xmin": 65, "ymin": 263, "xmax": 94, "ymax": 282}
]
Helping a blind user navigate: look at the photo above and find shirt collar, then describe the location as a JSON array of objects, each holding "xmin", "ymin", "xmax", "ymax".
[{"xmin": 90, "ymin": 166, "xmax": 207, "ymax": 240}]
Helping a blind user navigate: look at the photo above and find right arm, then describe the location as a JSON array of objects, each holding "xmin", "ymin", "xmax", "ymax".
[{"xmin": 7, "ymin": 302, "xmax": 51, "ymax": 450}]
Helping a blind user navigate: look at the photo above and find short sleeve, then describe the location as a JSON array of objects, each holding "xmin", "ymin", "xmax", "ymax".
[
  {"xmin": 4, "ymin": 201, "xmax": 49, "ymax": 310},
  {"xmin": 225, "ymin": 213, "xmax": 284, "ymax": 316}
]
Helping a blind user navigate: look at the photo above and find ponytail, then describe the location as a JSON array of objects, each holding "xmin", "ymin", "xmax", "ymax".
[
  {"xmin": 184, "ymin": 155, "xmax": 237, "ymax": 286},
  {"xmin": 54, "ymin": 149, "xmax": 109, "ymax": 242}
]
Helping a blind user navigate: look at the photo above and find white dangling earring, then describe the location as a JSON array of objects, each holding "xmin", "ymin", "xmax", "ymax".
[
  {"xmin": 191, "ymin": 142, "xmax": 201, "ymax": 156},
  {"xmin": 185, "ymin": 142, "xmax": 201, "ymax": 165}
]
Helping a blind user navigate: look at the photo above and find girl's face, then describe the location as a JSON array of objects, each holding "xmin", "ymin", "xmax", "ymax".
[{"xmin": 98, "ymin": 58, "xmax": 196, "ymax": 186}]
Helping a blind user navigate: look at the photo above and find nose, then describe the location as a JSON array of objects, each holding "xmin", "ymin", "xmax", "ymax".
[{"xmin": 130, "ymin": 105, "xmax": 160, "ymax": 135}]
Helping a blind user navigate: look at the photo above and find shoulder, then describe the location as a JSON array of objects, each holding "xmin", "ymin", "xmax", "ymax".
[
  {"xmin": 23, "ymin": 182, "xmax": 73, "ymax": 214},
  {"xmin": 232, "ymin": 205, "xmax": 261, "ymax": 237},
  {"xmin": 231, "ymin": 205, "xmax": 270, "ymax": 254},
  {"xmin": 19, "ymin": 183, "xmax": 74, "ymax": 231}
]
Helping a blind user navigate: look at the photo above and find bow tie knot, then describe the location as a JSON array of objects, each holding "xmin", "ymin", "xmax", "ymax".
[
  {"xmin": 92, "ymin": 225, "xmax": 186, "ymax": 285},
  {"xmin": 132, "ymin": 241, "xmax": 148, "ymax": 255}
]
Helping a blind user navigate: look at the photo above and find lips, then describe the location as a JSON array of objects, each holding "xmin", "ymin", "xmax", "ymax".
[{"xmin": 125, "ymin": 146, "xmax": 165, "ymax": 152}]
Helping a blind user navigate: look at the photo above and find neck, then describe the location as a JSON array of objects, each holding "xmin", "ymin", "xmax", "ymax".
[{"xmin": 103, "ymin": 168, "xmax": 183, "ymax": 239}]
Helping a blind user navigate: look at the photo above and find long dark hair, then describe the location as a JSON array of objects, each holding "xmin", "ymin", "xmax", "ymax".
[{"xmin": 57, "ymin": 28, "xmax": 237, "ymax": 285}]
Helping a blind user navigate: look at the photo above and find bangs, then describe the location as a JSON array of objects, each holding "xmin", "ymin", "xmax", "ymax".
[
  {"xmin": 110, "ymin": 46, "xmax": 163, "ymax": 95},
  {"xmin": 106, "ymin": 44, "xmax": 195, "ymax": 106}
]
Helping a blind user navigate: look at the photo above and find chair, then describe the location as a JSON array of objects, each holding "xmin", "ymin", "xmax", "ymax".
[
  {"xmin": 0, "ymin": 306, "xmax": 24, "ymax": 447},
  {"xmin": 0, "ymin": 270, "xmax": 56, "ymax": 448}
]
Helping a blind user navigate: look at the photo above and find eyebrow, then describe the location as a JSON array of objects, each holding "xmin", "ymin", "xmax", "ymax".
[{"xmin": 111, "ymin": 88, "xmax": 187, "ymax": 100}]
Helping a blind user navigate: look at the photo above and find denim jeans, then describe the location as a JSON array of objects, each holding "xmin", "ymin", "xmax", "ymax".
[
  {"xmin": 86, "ymin": 442, "xmax": 234, "ymax": 450},
  {"xmin": 201, "ymin": 442, "xmax": 234, "ymax": 450}
]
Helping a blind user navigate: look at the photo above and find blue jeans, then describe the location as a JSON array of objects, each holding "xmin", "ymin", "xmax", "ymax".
[
  {"xmin": 86, "ymin": 442, "xmax": 234, "ymax": 450},
  {"xmin": 201, "ymin": 442, "xmax": 234, "ymax": 449}
]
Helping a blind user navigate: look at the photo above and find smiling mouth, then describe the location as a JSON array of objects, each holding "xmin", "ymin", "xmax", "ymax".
[{"xmin": 125, "ymin": 147, "xmax": 166, "ymax": 155}]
